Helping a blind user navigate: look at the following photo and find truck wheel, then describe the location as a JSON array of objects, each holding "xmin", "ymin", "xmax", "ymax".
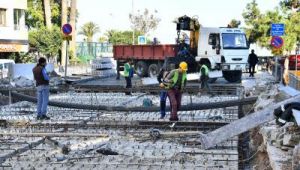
[
  {"xmin": 148, "ymin": 64, "xmax": 160, "ymax": 77},
  {"xmin": 222, "ymin": 70, "xmax": 242, "ymax": 83},
  {"xmin": 135, "ymin": 61, "xmax": 148, "ymax": 77}
]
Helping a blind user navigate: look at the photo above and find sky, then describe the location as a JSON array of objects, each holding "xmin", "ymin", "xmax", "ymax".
[{"xmin": 76, "ymin": 0, "xmax": 281, "ymax": 43}]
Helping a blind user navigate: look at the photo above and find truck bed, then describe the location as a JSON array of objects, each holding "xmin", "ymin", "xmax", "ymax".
[{"xmin": 113, "ymin": 44, "xmax": 178, "ymax": 60}]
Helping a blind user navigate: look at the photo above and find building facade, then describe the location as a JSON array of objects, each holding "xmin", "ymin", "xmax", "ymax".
[{"xmin": 0, "ymin": 0, "xmax": 28, "ymax": 56}]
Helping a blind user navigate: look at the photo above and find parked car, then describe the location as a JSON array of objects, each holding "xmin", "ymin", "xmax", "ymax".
[{"xmin": 288, "ymin": 54, "xmax": 300, "ymax": 70}]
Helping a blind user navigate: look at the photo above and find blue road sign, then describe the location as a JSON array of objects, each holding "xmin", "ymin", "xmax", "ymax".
[
  {"xmin": 271, "ymin": 36, "xmax": 284, "ymax": 49},
  {"xmin": 62, "ymin": 24, "xmax": 72, "ymax": 35},
  {"xmin": 138, "ymin": 36, "xmax": 146, "ymax": 45},
  {"xmin": 271, "ymin": 23, "xmax": 284, "ymax": 36}
]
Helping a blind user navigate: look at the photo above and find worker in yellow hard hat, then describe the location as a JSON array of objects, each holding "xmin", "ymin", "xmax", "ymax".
[{"xmin": 164, "ymin": 61, "xmax": 188, "ymax": 121}]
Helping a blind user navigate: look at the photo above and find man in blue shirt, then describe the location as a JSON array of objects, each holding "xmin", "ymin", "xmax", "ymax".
[{"xmin": 32, "ymin": 57, "xmax": 50, "ymax": 120}]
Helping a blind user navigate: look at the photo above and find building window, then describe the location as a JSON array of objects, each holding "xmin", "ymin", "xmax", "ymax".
[
  {"xmin": 14, "ymin": 9, "xmax": 25, "ymax": 30},
  {"xmin": 0, "ymin": 8, "xmax": 6, "ymax": 26}
]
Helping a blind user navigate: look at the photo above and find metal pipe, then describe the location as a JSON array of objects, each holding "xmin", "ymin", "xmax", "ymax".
[{"xmin": 9, "ymin": 91, "xmax": 257, "ymax": 112}]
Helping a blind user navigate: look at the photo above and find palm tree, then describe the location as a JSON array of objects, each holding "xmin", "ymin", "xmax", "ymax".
[
  {"xmin": 43, "ymin": 0, "xmax": 52, "ymax": 28},
  {"xmin": 79, "ymin": 22, "xmax": 100, "ymax": 55},
  {"xmin": 70, "ymin": 0, "xmax": 77, "ymax": 58},
  {"xmin": 78, "ymin": 22, "xmax": 100, "ymax": 42}
]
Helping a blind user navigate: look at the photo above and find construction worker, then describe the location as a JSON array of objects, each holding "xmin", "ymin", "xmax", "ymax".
[
  {"xmin": 199, "ymin": 63, "xmax": 211, "ymax": 93},
  {"xmin": 32, "ymin": 57, "xmax": 50, "ymax": 120},
  {"xmin": 248, "ymin": 49, "xmax": 258, "ymax": 77},
  {"xmin": 165, "ymin": 62, "xmax": 188, "ymax": 121},
  {"xmin": 124, "ymin": 60, "xmax": 133, "ymax": 95},
  {"xmin": 273, "ymin": 102, "xmax": 300, "ymax": 126},
  {"xmin": 157, "ymin": 61, "xmax": 175, "ymax": 119}
]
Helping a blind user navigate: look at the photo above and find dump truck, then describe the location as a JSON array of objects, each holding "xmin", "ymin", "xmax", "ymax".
[{"xmin": 114, "ymin": 15, "xmax": 249, "ymax": 83}]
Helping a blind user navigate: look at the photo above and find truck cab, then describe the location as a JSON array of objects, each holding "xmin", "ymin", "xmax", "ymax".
[{"xmin": 196, "ymin": 27, "xmax": 249, "ymax": 82}]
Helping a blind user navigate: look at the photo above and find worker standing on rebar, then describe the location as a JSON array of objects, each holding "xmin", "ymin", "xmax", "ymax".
[
  {"xmin": 123, "ymin": 60, "xmax": 133, "ymax": 95},
  {"xmin": 199, "ymin": 62, "xmax": 211, "ymax": 93},
  {"xmin": 32, "ymin": 57, "xmax": 50, "ymax": 120},
  {"xmin": 164, "ymin": 62, "xmax": 188, "ymax": 121},
  {"xmin": 157, "ymin": 61, "xmax": 174, "ymax": 119}
]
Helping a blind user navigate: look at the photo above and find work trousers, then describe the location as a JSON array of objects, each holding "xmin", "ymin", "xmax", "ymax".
[
  {"xmin": 200, "ymin": 75, "xmax": 211, "ymax": 92},
  {"xmin": 160, "ymin": 90, "xmax": 168, "ymax": 117},
  {"xmin": 37, "ymin": 85, "xmax": 49, "ymax": 116},
  {"xmin": 249, "ymin": 64, "xmax": 256, "ymax": 77},
  {"xmin": 167, "ymin": 89, "xmax": 182, "ymax": 119},
  {"xmin": 125, "ymin": 76, "xmax": 132, "ymax": 95}
]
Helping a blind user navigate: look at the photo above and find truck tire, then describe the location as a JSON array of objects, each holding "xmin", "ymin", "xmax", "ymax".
[
  {"xmin": 148, "ymin": 64, "xmax": 159, "ymax": 77},
  {"xmin": 222, "ymin": 70, "xmax": 242, "ymax": 83},
  {"xmin": 135, "ymin": 61, "xmax": 148, "ymax": 77}
]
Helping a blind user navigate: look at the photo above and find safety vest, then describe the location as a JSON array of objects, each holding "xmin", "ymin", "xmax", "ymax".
[
  {"xmin": 200, "ymin": 65, "xmax": 209, "ymax": 76},
  {"xmin": 124, "ymin": 63, "xmax": 130, "ymax": 77},
  {"xmin": 169, "ymin": 69, "xmax": 187, "ymax": 89}
]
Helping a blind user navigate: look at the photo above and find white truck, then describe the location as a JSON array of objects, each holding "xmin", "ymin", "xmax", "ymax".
[{"xmin": 196, "ymin": 27, "xmax": 249, "ymax": 82}]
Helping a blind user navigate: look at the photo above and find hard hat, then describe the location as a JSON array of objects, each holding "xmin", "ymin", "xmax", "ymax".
[{"xmin": 179, "ymin": 62, "xmax": 188, "ymax": 71}]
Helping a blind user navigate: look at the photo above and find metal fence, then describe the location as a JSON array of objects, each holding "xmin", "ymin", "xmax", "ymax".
[{"xmin": 76, "ymin": 42, "xmax": 113, "ymax": 59}]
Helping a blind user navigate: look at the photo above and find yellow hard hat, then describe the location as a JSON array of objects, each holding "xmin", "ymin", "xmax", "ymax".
[{"xmin": 179, "ymin": 62, "xmax": 188, "ymax": 71}]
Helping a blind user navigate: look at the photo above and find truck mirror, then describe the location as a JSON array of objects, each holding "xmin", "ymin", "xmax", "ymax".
[{"xmin": 212, "ymin": 45, "xmax": 216, "ymax": 49}]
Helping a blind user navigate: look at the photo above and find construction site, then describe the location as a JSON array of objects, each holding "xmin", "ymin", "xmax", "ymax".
[
  {"xmin": 0, "ymin": 0, "xmax": 300, "ymax": 169},
  {"xmin": 0, "ymin": 56, "xmax": 299, "ymax": 170}
]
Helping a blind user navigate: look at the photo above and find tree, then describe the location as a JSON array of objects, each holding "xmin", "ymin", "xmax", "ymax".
[
  {"xmin": 242, "ymin": 0, "xmax": 300, "ymax": 55},
  {"xmin": 105, "ymin": 29, "xmax": 143, "ymax": 45},
  {"xmin": 26, "ymin": 0, "xmax": 61, "ymax": 29},
  {"xmin": 42, "ymin": 0, "xmax": 52, "ymax": 28},
  {"xmin": 228, "ymin": 19, "xmax": 241, "ymax": 28},
  {"xmin": 129, "ymin": 8, "xmax": 161, "ymax": 35},
  {"xmin": 78, "ymin": 22, "xmax": 100, "ymax": 42},
  {"xmin": 29, "ymin": 26, "xmax": 62, "ymax": 59},
  {"xmin": 242, "ymin": 0, "xmax": 263, "ymax": 44},
  {"xmin": 280, "ymin": 0, "xmax": 300, "ymax": 12},
  {"xmin": 69, "ymin": 0, "xmax": 77, "ymax": 58}
]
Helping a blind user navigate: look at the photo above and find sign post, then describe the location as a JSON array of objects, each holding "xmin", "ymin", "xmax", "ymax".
[
  {"xmin": 62, "ymin": 24, "xmax": 72, "ymax": 78},
  {"xmin": 270, "ymin": 23, "xmax": 285, "ymax": 82}
]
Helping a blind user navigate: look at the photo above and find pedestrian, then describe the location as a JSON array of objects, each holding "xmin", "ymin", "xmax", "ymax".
[
  {"xmin": 32, "ymin": 57, "xmax": 50, "ymax": 120},
  {"xmin": 157, "ymin": 61, "xmax": 174, "ymax": 119},
  {"xmin": 199, "ymin": 63, "xmax": 211, "ymax": 93},
  {"xmin": 164, "ymin": 62, "xmax": 188, "ymax": 121},
  {"xmin": 124, "ymin": 60, "xmax": 133, "ymax": 95},
  {"xmin": 248, "ymin": 49, "xmax": 258, "ymax": 77}
]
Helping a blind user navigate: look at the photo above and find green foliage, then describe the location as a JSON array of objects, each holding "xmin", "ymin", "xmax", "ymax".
[
  {"xmin": 78, "ymin": 22, "xmax": 100, "ymax": 42},
  {"xmin": 29, "ymin": 26, "xmax": 62, "ymax": 58},
  {"xmin": 129, "ymin": 8, "xmax": 161, "ymax": 35},
  {"xmin": 8, "ymin": 52, "xmax": 35, "ymax": 63},
  {"xmin": 228, "ymin": 19, "xmax": 241, "ymax": 28},
  {"xmin": 242, "ymin": 0, "xmax": 300, "ymax": 54},
  {"xmin": 104, "ymin": 29, "xmax": 143, "ymax": 45},
  {"xmin": 26, "ymin": 0, "xmax": 61, "ymax": 29}
]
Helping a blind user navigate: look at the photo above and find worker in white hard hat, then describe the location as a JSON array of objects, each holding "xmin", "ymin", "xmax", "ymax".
[{"xmin": 164, "ymin": 62, "xmax": 188, "ymax": 121}]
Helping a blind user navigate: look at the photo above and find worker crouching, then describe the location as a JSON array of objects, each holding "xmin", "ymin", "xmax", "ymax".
[{"xmin": 164, "ymin": 62, "xmax": 187, "ymax": 121}]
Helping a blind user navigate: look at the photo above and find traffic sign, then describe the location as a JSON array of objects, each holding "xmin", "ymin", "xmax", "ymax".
[
  {"xmin": 138, "ymin": 36, "xmax": 146, "ymax": 45},
  {"xmin": 62, "ymin": 24, "xmax": 72, "ymax": 35},
  {"xmin": 271, "ymin": 36, "xmax": 284, "ymax": 49},
  {"xmin": 271, "ymin": 23, "xmax": 284, "ymax": 36}
]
